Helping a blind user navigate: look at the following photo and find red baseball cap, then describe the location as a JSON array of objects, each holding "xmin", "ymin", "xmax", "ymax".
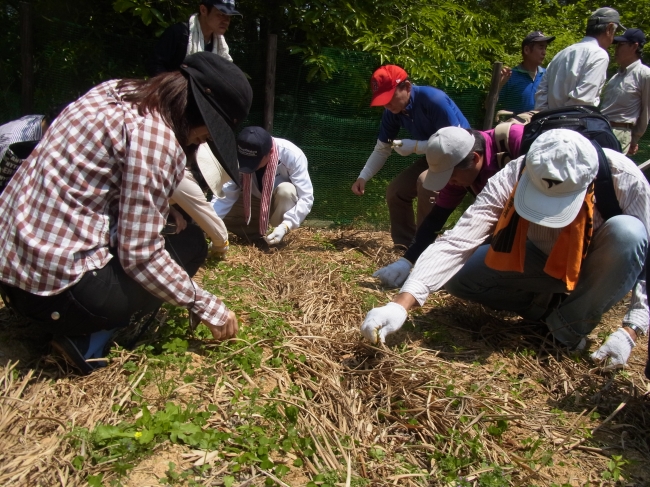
[{"xmin": 370, "ymin": 65, "xmax": 408, "ymax": 107}]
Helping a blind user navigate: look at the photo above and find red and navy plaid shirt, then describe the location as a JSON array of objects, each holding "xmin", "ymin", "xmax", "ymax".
[{"xmin": 0, "ymin": 80, "xmax": 228, "ymax": 327}]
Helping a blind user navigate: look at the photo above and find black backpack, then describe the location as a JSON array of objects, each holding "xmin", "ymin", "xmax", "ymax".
[{"xmin": 520, "ymin": 105, "xmax": 622, "ymax": 154}]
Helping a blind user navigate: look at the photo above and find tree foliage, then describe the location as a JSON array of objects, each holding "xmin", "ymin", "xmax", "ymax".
[{"xmin": 110, "ymin": 0, "xmax": 650, "ymax": 88}]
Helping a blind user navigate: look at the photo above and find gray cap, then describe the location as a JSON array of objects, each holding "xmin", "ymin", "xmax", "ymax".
[{"xmin": 587, "ymin": 7, "xmax": 626, "ymax": 30}]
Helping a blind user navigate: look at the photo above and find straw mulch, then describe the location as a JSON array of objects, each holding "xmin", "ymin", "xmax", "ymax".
[{"xmin": 0, "ymin": 227, "xmax": 649, "ymax": 486}]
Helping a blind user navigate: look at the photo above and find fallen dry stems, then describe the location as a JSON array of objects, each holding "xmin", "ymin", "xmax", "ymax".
[{"xmin": 0, "ymin": 228, "xmax": 649, "ymax": 486}]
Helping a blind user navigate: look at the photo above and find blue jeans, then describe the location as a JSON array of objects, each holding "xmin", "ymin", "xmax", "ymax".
[{"xmin": 445, "ymin": 215, "xmax": 648, "ymax": 348}]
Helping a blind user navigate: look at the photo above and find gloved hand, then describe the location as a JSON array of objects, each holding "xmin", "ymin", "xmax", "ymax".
[
  {"xmin": 591, "ymin": 328, "xmax": 635, "ymax": 370},
  {"xmin": 392, "ymin": 139, "xmax": 426, "ymax": 156},
  {"xmin": 360, "ymin": 302, "xmax": 408, "ymax": 344},
  {"xmin": 372, "ymin": 258, "xmax": 413, "ymax": 287},
  {"xmin": 209, "ymin": 240, "xmax": 229, "ymax": 259},
  {"xmin": 264, "ymin": 223, "xmax": 289, "ymax": 245}
]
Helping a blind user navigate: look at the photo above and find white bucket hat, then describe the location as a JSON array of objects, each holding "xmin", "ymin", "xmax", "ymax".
[
  {"xmin": 514, "ymin": 129, "xmax": 598, "ymax": 228},
  {"xmin": 422, "ymin": 127, "xmax": 475, "ymax": 191},
  {"xmin": 195, "ymin": 143, "xmax": 232, "ymax": 198}
]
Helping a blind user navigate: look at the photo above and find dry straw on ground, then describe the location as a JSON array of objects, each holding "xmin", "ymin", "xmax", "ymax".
[{"xmin": 0, "ymin": 228, "xmax": 649, "ymax": 486}]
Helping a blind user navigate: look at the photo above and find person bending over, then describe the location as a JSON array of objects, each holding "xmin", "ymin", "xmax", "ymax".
[
  {"xmin": 362, "ymin": 130, "xmax": 650, "ymax": 371},
  {"xmin": 0, "ymin": 52, "xmax": 252, "ymax": 374},
  {"xmin": 214, "ymin": 127, "xmax": 314, "ymax": 246},
  {"xmin": 374, "ymin": 123, "xmax": 525, "ymax": 287},
  {"xmin": 351, "ymin": 65, "xmax": 469, "ymax": 247}
]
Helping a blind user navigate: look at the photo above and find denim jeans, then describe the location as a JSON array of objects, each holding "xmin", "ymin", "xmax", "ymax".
[{"xmin": 445, "ymin": 215, "xmax": 648, "ymax": 348}]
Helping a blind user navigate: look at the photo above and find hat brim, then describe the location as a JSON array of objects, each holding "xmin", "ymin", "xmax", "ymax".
[
  {"xmin": 613, "ymin": 34, "xmax": 636, "ymax": 43},
  {"xmin": 513, "ymin": 171, "xmax": 588, "ymax": 228},
  {"xmin": 8, "ymin": 140, "xmax": 39, "ymax": 160},
  {"xmin": 370, "ymin": 88, "xmax": 396, "ymax": 107},
  {"xmin": 189, "ymin": 77, "xmax": 240, "ymax": 185},
  {"xmin": 215, "ymin": 5, "xmax": 241, "ymax": 15},
  {"xmin": 422, "ymin": 167, "xmax": 454, "ymax": 192},
  {"xmin": 525, "ymin": 35, "xmax": 556, "ymax": 44}
]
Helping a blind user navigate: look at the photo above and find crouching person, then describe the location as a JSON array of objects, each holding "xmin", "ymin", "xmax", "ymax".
[
  {"xmin": 374, "ymin": 123, "xmax": 525, "ymax": 287},
  {"xmin": 0, "ymin": 52, "xmax": 252, "ymax": 374},
  {"xmin": 361, "ymin": 130, "xmax": 650, "ymax": 369},
  {"xmin": 214, "ymin": 126, "xmax": 314, "ymax": 246}
]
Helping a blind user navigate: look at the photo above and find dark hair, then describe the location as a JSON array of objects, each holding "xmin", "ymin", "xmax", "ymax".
[
  {"xmin": 585, "ymin": 23, "xmax": 610, "ymax": 38},
  {"xmin": 521, "ymin": 42, "xmax": 540, "ymax": 57},
  {"xmin": 636, "ymin": 44, "xmax": 644, "ymax": 57},
  {"xmin": 456, "ymin": 129, "xmax": 486, "ymax": 169},
  {"xmin": 396, "ymin": 79, "xmax": 410, "ymax": 90},
  {"xmin": 200, "ymin": 1, "xmax": 214, "ymax": 13},
  {"xmin": 117, "ymin": 71, "xmax": 204, "ymax": 147}
]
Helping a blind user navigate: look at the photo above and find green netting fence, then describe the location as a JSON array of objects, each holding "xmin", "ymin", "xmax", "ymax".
[{"xmin": 3, "ymin": 16, "xmax": 650, "ymax": 227}]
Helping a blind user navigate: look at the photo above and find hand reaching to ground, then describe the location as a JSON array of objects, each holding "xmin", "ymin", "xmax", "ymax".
[
  {"xmin": 205, "ymin": 310, "xmax": 239, "ymax": 341},
  {"xmin": 591, "ymin": 328, "xmax": 635, "ymax": 370},
  {"xmin": 360, "ymin": 302, "xmax": 408, "ymax": 344},
  {"xmin": 372, "ymin": 258, "xmax": 413, "ymax": 287}
]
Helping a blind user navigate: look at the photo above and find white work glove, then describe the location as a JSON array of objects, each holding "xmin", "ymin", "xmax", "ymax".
[
  {"xmin": 360, "ymin": 302, "xmax": 408, "ymax": 344},
  {"xmin": 264, "ymin": 223, "xmax": 289, "ymax": 245},
  {"xmin": 392, "ymin": 139, "xmax": 427, "ymax": 156},
  {"xmin": 372, "ymin": 258, "xmax": 413, "ymax": 287},
  {"xmin": 208, "ymin": 240, "xmax": 229, "ymax": 259},
  {"xmin": 591, "ymin": 328, "xmax": 635, "ymax": 370}
]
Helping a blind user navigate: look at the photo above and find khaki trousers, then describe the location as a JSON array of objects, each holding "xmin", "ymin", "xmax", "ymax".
[
  {"xmin": 612, "ymin": 127, "xmax": 632, "ymax": 155},
  {"xmin": 223, "ymin": 182, "xmax": 298, "ymax": 241},
  {"xmin": 386, "ymin": 157, "xmax": 438, "ymax": 247}
]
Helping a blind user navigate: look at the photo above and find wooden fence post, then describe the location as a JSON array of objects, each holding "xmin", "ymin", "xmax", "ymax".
[
  {"xmin": 21, "ymin": 1, "xmax": 34, "ymax": 115},
  {"xmin": 263, "ymin": 34, "xmax": 278, "ymax": 134},
  {"xmin": 483, "ymin": 62, "xmax": 503, "ymax": 130}
]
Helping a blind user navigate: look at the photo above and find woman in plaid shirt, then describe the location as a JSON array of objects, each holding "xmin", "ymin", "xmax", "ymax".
[{"xmin": 0, "ymin": 53, "xmax": 251, "ymax": 374}]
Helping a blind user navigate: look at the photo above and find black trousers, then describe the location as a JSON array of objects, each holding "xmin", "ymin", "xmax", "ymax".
[{"xmin": 0, "ymin": 224, "xmax": 207, "ymax": 336}]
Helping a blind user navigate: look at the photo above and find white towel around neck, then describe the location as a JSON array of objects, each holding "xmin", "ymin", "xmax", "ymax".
[{"xmin": 186, "ymin": 13, "xmax": 232, "ymax": 62}]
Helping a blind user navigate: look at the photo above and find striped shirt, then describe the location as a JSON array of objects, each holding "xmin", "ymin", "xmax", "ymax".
[
  {"xmin": 0, "ymin": 80, "xmax": 229, "ymax": 327},
  {"xmin": 0, "ymin": 115, "xmax": 44, "ymax": 161},
  {"xmin": 401, "ymin": 148, "xmax": 650, "ymax": 331}
]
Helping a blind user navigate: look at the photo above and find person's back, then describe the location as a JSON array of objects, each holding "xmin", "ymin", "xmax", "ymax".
[{"xmin": 534, "ymin": 7, "xmax": 624, "ymax": 110}]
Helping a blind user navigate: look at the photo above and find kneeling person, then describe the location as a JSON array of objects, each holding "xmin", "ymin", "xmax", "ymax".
[
  {"xmin": 374, "ymin": 123, "xmax": 525, "ymax": 287},
  {"xmin": 362, "ymin": 130, "xmax": 650, "ymax": 369},
  {"xmin": 214, "ymin": 127, "xmax": 314, "ymax": 245},
  {"xmin": 0, "ymin": 53, "xmax": 252, "ymax": 374}
]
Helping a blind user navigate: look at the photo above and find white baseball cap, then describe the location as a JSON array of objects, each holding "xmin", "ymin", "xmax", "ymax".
[
  {"xmin": 422, "ymin": 127, "xmax": 476, "ymax": 191},
  {"xmin": 514, "ymin": 129, "xmax": 598, "ymax": 228}
]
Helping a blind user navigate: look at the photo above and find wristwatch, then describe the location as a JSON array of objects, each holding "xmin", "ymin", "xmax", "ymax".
[{"xmin": 625, "ymin": 323, "xmax": 646, "ymax": 337}]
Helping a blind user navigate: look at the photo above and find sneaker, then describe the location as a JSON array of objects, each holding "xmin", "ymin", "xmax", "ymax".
[{"xmin": 51, "ymin": 335, "xmax": 97, "ymax": 375}]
